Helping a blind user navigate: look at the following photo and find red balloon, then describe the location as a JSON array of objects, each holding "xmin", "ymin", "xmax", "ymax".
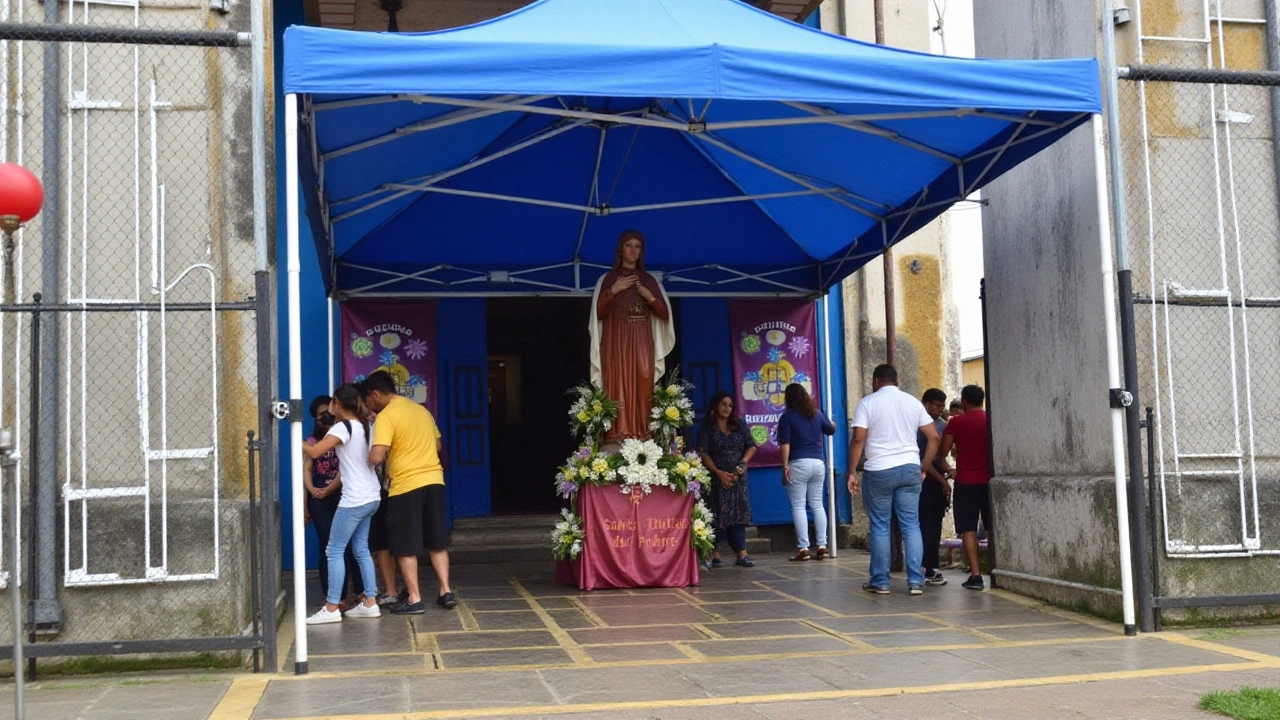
[{"xmin": 0, "ymin": 163, "xmax": 44, "ymax": 223}]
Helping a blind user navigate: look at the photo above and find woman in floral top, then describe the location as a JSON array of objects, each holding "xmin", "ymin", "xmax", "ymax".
[
  {"xmin": 304, "ymin": 395, "xmax": 355, "ymax": 603},
  {"xmin": 697, "ymin": 391, "xmax": 757, "ymax": 568}
]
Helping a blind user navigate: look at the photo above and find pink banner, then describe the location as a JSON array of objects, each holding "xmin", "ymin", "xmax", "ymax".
[
  {"xmin": 340, "ymin": 300, "xmax": 438, "ymax": 416},
  {"xmin": 564, "ymin": 484, "xmax": 698, "ymax": 591},
  {"xmin": 729, "ymin": 300, "xmax": 820, "ymax": 467}
]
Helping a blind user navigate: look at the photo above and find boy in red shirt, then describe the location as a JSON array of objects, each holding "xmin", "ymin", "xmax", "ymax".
[{"xmin": 940, "ymin": 385, "xmax": 991, "ymax": 590}]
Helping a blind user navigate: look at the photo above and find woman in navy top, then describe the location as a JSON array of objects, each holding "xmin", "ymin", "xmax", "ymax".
[{"xmin": 778, "ymin": 383, "xmax": 836, "ymax": 561}]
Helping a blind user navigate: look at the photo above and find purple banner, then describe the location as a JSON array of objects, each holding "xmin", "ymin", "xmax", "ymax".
[
  {"xmin": 729, "ymin": 300, "xmax": 820, "ymax": 467},
  {"xmin": 340, "ymin": 299, "xmax": 438, "ymax": 416}
]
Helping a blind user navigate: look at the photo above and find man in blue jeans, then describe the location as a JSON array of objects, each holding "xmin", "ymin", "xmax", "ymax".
[{"xmin": 847, "ymin": 364, "xmax": 941, "ymax": 595}]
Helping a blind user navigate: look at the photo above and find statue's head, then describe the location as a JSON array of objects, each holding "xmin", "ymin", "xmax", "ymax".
[{"xmin": 613, "ymin": 229, "xmax": 646, "ymax": 271}]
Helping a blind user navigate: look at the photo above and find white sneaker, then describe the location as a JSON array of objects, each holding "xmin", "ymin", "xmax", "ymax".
[
  {"xmin": 306, "ymin": 606, "xmax": 342, "ymax": 625},
  {"xmin": 345, "ymin": 602, "xmax": 381, "ymax": 619}
]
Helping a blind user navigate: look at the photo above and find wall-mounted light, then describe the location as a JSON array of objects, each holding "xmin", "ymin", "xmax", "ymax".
[{"xmin": 1114, "ymin": 0, "xmax": 1133, "ymax": 26}]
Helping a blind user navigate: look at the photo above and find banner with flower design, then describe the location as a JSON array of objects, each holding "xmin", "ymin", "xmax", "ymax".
[
  {"xmin": 728, "ymin": 300, "xmax": 819, "ymax": 467},
  {"xmin": 340, "ymin": 299, "xmax": 438, "ymax": 416}
]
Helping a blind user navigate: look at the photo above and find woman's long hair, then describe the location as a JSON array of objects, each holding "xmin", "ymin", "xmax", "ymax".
[
  {"xmin": 701, "ymin": 390, "xmax": 741, "ymax": 433},
  {"xmin": 611, "ymin": 229, "xmax": 646, "ymax": 272},
  {"xmin": 332, "ymin": 383, "xmax": 371, "ymax": 447},
  {"xmin": 784, "ymin": 383, "xmax": 817, "ymax": 419}
]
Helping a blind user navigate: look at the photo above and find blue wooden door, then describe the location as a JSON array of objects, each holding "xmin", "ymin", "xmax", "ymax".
[{"xmin": 446, "ymin": 361, "xmax": 490, "ymax": 519}]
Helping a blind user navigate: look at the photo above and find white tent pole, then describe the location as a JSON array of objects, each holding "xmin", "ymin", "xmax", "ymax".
[
  {"xmin": 285, "ymin": 92, "xmax": 310, "ymax": 674},
  {"xmin": 1092, "ymin": 113, "xmax": 1137, "ymax": 634},
  {"xmin": 327, "ymin": 297, "xmax": 335, "ymax": 388},
  {"xmin": 820, "ymin": 295, "xmax": 838, "ymax": 558}
]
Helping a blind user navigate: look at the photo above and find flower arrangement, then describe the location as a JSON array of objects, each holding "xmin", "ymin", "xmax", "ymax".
[
  {"xmin": 551, "ymin": 508, "xmax": 585, "ymax": 560},
  {"xmin": 555, "ymin": 445, "xmax": 623, "ymax": 498},
  {"xmin": 567, "ymin": 384, "xmax": 619, "ymax": 451},
  {"xmin": 616, "ymin": 438, "xmax": 669, "ymax": 495},
  {"xmin": 658, "ymin": 451, "xmax": 711, "ymax": 498},
  {"xmin": 649, "ymin": 366, "xmax": 695, "ymax": 450},
  {"xmin": 691, "ymin": 499, "xmax": 716, "ymax": 560},
  {"xmin": 552, "ymin": 439, "xmax": 716, "ymax": 561}
]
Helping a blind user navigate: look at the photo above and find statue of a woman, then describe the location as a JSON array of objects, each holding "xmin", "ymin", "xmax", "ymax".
[{"xmin": 589, "ymin": 229, "xmax": 675, "ymax": 443}]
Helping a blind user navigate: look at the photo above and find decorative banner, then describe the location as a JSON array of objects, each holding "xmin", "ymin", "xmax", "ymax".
[
  {"xmin": 340, "ymin": 299, "xmax": 438, "ymax": 416},
  {"xmin": 728, "ymin": 300, "xmax": 820, "ymax": 467},
  {"xmin": 566, "ymin": 484, "xmax": 698, "ymax": 591}
]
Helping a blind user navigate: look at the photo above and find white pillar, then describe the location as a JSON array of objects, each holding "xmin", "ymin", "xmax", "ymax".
[
  {"xmin": 327, "ymin": 297, "xmax": 335, "ymax": 389},
  {"xmin": 820, "ymin": 295, "xmax": 838, "ymax": 558},
  {"xmin": 1092, "ymin": 113, "xmax": 1137, "ymax": 632},
  {"xmin": 285, "ymin": 92, "xmax": 310, "ymax": 673}
]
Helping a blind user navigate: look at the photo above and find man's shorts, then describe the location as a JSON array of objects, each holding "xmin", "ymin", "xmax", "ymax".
[
  {"xmin": 367, "ymin": 488, "xmax": 390, "ymax": 553},
  {"xmin": 952, "ymin": 482, "xmax": 991, "ymax": 536},
  {"xmin": 385, "ymin": 484, "xmax": 449, "ymax": 557}
]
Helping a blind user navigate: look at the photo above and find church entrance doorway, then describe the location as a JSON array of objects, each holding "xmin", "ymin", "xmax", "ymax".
[{"xmin": 487, "ymin": 297, "xmax": 592, "ymax": 514}]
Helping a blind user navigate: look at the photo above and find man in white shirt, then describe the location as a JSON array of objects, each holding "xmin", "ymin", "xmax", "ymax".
[{"xmin": 848, "ymin": 364, "xmax": 941, "ymax": 595}]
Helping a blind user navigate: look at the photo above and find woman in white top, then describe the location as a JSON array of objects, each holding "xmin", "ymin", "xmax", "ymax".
[{"xmin": 301, "ymin": 383, "xmax": 383, "ymax": 623}]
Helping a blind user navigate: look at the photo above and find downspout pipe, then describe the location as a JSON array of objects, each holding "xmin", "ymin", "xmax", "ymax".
[
  {"xmin": 249, "ymin": 0, "xmax": 278, "ymax": 670},
  {"xmin": 35, "ymin": 0, "xmax": 62, "ymax": 629},
  {"xmin": 1101, "ymin": 0, "xmax": 1156, "ymax": 634},
  {"xmin": 1265, "ymin": 0, "xmax": 1280, "ymax": 230}
]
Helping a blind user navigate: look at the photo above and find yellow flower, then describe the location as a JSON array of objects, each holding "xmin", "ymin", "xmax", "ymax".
[
  {"xmin": 576, "ymin": 411, "xmax": 589, "ymax": 422},
  {"xmin": 592, "ymin": 400, "xmax": 603, "ymax": 412},
  {"xmin": 591, "ymin": 458, "xmax": 609, "ymax": 473},
  {"xmin": 665, "ymin": 385, "xmax": 679, "ymax": 396},
  {"xmin": 664, "ymin": 406, "xmax": 680, "ymax": 421},
  {"xmin": 578, "ymin": 466, "xmax": 590, "ymax": 479},
  {"xmin": 676, "ymin": 461, "xmax": 691, "ymax": 476}
]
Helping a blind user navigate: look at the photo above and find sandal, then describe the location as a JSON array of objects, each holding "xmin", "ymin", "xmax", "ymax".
[
  {"xmin": 789, "ymin": 549, "xmax": 811, "ymax": 562},
  {"xmin": 814, "ymin": 547, "xmax": 829, "ymax": 560}
]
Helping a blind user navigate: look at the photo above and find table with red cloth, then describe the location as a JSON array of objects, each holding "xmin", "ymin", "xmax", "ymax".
[{"xmin": 556, "ymin": 483, "xmax": 699, "ymax": 591}]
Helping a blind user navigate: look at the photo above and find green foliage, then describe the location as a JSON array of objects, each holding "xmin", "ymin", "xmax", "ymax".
[{"xmin": 1200, "ymin": 686, "xmax": 1280, "ymax": 720}]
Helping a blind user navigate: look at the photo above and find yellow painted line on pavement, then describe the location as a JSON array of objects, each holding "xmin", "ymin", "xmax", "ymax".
[
  {"xmin": 208, "ymin": 676, "xmax": 270, "ymax": 720},
  {"xmin": 916, "ymin": 611, "xmax": 1004, "ymax": 643},
  {"xmin": 1156, "ymin": 631, "xmax": 1280, "ymax": 664},
  {"xmin": 264, "ymin": 658, "xmax": 1280, "ymax": 720},
  {"xmin": 566, "ymin": 597, "xmax": 607, "ymax": 627},
  {"xmin": 510, "ymin": 578, "xmax": 594, "ymax": 664},
  {"xmin": 454, "ymin": 596, "xmax": 481, "ymax": 632},
  {"xmin": 271, "ymin": 633, "xmax": 1136, "ymax": 682},
  {"xmin": 690, "ymin": 623, "xmax": 723, "ymax": 639},
  {"xmin": 985, "ymin": 588, "xmax": 1124, "ymax": 632},
  {"xmin": 673, "ymin": 642, "xmax": 707, "ymax": 661},
  {"xmin": 798, "ymin": 619, "xmax": 878, "ymax": 651},
  {"xmin": 277, "ymin": 606, "xmax": 296, "ymax": 674}
]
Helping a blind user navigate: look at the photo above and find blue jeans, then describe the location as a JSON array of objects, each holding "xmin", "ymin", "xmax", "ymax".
[
  {"xmin": 786, "ymin": 459, "xmax": 827, "ymax": 549},
  {"xmin": 862, "ymin": 464, "xmax": 924, "ymax": 588},
  {"xmin": 326, "ymin": 500, "xmax": 380, "ymax": 606}
]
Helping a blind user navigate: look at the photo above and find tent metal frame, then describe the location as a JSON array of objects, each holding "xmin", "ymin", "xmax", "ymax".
[{"xmin": 302, "ymin": 95, "xmax": 1087, "ymax": 298}]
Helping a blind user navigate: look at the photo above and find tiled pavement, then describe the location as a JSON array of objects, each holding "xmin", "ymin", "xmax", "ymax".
[{"xmin": 2, "ymin": 553, "xmax": 1280, "ymax": 719}]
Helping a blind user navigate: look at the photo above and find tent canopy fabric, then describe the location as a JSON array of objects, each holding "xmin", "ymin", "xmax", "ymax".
[{"xmin": 283, "ymin": 0, "xmax": 1101, "ymax": 297}]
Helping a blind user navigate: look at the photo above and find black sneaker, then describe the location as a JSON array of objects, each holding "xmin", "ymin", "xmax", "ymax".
[
  {"xmin": 924, "ymin": 569, "xmax": 948, "ymax": 586},
  {"xmin": 389, "ymin": 599, "xmax": 425, "ymax": 614},
  {"xmin": 862, "ymin": 582, "xmax": 890, "ymax": 595},
  {"xmin": 961, "ymin": 575, "xmax": 985, "ymax": 591},
  {"xmin": 436, "ymin": 592, "xmax": 457, "ymax": 610}
]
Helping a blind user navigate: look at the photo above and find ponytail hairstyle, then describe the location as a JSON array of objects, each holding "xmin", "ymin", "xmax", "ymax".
[{"xmin": 332, "ymin": 383, "xmax": 371, "ymax": 447}]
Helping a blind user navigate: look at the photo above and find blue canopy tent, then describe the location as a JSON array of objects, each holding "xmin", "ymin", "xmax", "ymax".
[{"xmin": 280, "ymin": 0, "xmax": 1125, "ymax": 672}]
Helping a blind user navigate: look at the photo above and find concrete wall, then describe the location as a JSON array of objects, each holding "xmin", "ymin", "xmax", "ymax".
[
  {"xmin": 975, "ymin": 0, "xmax": 1280, "ymax": 619},
  {"xmin": 819, "ymin": 0, "xmax": 963, "ymax": 405},
  {"xmin": 0, "ymin": 0, "xmax": 259, "ymax": 644}
]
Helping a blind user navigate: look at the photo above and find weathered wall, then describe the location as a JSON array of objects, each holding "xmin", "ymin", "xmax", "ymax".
[{"xmin": 972, "ymin": 0, "xmax": 1122, "ymax": 617}]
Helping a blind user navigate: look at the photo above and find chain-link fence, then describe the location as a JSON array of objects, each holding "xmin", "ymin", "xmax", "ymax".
[
  {"xmin": 0, "ymin": 0, "xmax": 273, "ymax": 675},
  {"xmin": 1116, "ymin": 58, "xmax": 1280, "ymax": 618}
]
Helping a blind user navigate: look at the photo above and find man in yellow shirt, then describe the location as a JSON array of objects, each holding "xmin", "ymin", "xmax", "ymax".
[{"xmin": 361, "ymin": 370, "xmax": 455, "ymax": 613}]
